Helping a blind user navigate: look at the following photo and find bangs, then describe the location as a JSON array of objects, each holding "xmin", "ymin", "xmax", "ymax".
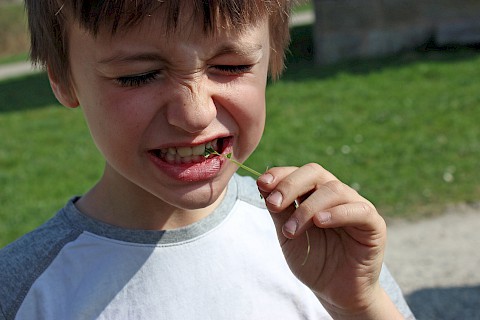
[
  {"xmin": 27, "ymin": 0, "xmax": 291, "ymax": 90},
  {"xmin": 62, "ymin": 0, "xmax": 274, "ymax": 36}
]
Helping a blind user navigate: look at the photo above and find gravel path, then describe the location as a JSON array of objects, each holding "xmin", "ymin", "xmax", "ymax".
[
  {"xmin": 385, "ymin": 203, "xmax": 480, "ymax": 319},
  {"xmin": 0, "ymin": 61, "xmax": 39, "ymax": 81}
]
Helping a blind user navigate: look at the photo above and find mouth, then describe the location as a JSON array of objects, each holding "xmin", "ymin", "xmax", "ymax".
[{"xmin": 149, "ymin": 137, "xmax": 230, "ymax": 164}]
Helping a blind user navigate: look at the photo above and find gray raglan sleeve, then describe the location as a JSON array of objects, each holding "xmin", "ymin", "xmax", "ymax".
[
  {"xmin": 0, "ymin": 209, "xmax": 81, "ymax": 320},
  {"xmin": 380, "ymin": 265, "xmax": 416, "ymax": 319}
]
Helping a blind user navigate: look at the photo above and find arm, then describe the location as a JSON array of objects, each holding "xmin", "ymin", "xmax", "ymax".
[
  {"xmin": 320, "ymin": 285, "xmax": 404, "ymax": 320},
  {"xmin": 257, "ymin": 163, "xmax": 407, "ymax": 319}
]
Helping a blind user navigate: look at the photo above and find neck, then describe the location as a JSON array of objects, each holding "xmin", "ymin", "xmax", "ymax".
[{"xmin": 75, "ymin": 169, "xmax": 227, "ymax": 231}]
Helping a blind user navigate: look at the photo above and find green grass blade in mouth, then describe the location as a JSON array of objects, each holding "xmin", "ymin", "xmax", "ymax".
[{"xmin": 204, "ymin": 147, "xmax": 262, "ymax": 177}]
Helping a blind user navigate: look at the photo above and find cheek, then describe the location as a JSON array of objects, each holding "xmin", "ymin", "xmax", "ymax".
[
  {"xmin": 243, "ymin": 92, "xmax": 266, "ymax": 136},
  {"xmin": 244, "ymin": 85, "xmax": 266, "ymax": 130},
  {"xmin": 227, "ymin": 77, "xmax": 266, "ymax": 119},
  {"xmin": 225, "ymin": 84, "xmax": 266, "ymax": 160},
  {"xmin": 80, "ymin": 88, "xmax": 156, "ymax": 159}
]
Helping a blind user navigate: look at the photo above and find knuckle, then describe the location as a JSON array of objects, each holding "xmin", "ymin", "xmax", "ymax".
[
  {"xmin": 332, "ymin": 201, "xmax": 379, "ymax": 223},
  {"xmin": 304, "ymin": 162, "xmax": 325, "ymax": 175},
  {"xmin": 356, "ymin": 201, "xmax": 384, "ymax": 228},
  {"xmin": 341, "ymin": 203, "xmax": 357, "ymax": 218},
  {"xmin": 298, "ymin": 200, "xmax": 316, "ymax": 218},
  {"xmin": 357, "ymin": 201, "xmax": 375, "ymax": 216},
  {"xmin": 324, "ymin": 180, "xmax": 347, "ymax": 195},
  {"xmin": 276, "ymin": 175, "xmax": 296, "ymax": 192}
]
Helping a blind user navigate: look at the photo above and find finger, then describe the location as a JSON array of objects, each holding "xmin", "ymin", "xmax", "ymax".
[
  {"xmin": 256, "ymin": 167, "xmax": 305, "ymax": 240},
  {"xmin": 257, "ymin": 167, "xmax": 300, "ymax": 210},
  {"xmin": 282, "ymin": 179, "xmax": 364, "ymax": 238},
  {"xmin": 261, "ymin": 163, "xmax": 338, "ymax": 214},
  {"xmin": 257, "ymin": 166, "xmax": 298, "ymax": 194},
  {"xmin": 312, "ymin": 202, "xmax": 386, "ymax": 246}
]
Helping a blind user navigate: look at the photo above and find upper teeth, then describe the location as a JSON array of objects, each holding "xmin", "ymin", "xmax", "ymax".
[{"xmin": 160, "ymin": 139, "xmax": 217, "ymax": 157}]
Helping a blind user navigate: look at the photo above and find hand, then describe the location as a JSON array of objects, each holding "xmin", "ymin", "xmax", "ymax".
[{"xmin": 257, "ymin": 163, "xmax": 403, "ymax": 319}]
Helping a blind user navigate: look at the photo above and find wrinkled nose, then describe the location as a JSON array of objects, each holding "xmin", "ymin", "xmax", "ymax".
[{"xmin": 166, "ymin": 78, "xmax": 217, "ymax": 133}]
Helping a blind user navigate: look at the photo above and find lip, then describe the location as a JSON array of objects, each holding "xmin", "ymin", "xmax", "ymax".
[{"xmin": 147, "ymin": 136, "xmax": 234, "ymax": 182}]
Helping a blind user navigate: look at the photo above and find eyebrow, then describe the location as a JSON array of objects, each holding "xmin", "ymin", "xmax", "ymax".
[
  {"xmin": 97, "ymin": 42, "xmax": 263, "ymax": 65},
  {"xmin": 214, "ymin": 42, "xmax": 264, "ymax": 57},
  {"xmin": 98, "ymin": 53, "xmax": 166, "ymax": 65}
]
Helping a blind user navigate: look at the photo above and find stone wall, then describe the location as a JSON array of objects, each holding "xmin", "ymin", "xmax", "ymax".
[{"xmin": 313, "ymin": 0, "xmax": 480, "ymax": 64}]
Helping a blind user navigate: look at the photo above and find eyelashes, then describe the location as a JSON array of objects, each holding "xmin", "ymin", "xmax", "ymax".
[
  {"xmin": 212, "ymin": 65, "xmax": 254, "ymax": 75},
  {"xmin": 115, "ymin": 65, "xmax": 254, "ymax": 88},
  {"xmin": 115, "ymin": 71, "xmax": 161, "ymax": 87}
]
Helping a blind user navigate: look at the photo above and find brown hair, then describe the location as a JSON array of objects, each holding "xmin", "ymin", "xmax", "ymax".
[{"xmin": 25, "ymin": 0, "xmax": 293, "ymax": 90}]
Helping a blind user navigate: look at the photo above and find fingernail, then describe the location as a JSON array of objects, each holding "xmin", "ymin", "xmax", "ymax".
[
  {"xmin": 258, "ymin": 173, "xmax": 274, "ymax": 184},
  {"xmin": 317, "ymin": 211, "xmax": 332, "ymax": 224},
  {"xmin": 283, "ymin": 218, "xmax": 298, "ymax": 236},
  {"xmin": 267, "ymin": 191, "xmax": 283, "ymax": 207}
]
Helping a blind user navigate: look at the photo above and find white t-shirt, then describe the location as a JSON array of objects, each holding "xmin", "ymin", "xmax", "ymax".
[{"xmin": 0, "ymin": 174, "xmax": 414, "ymax": 319}]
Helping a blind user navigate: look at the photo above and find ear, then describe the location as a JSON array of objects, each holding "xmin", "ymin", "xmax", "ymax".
[{"xmin": 47, "ymin": 68, "xmax": 80, "ymax": 108}]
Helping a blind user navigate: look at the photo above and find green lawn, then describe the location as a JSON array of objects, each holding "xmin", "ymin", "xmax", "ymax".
[
  {"xmin": 1, "ymin": 26, "xmax": 480, "ymax": 247},
  {"xmin": 0, "ymin": 74, "xmax": 104, "ymax": 245},
  {"xmin": 0, "ymin": 52, "xmax": 29, "ymax": 65}
]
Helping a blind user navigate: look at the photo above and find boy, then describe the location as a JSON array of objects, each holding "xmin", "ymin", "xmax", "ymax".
[{"xmin": 0, "ymin": 1, "xmax": 414, "ymax": 319}]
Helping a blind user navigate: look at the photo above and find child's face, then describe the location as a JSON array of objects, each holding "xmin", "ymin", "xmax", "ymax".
[{"xmin": 55, "ymin": 10, "xmax": 270, "ymax": 213}]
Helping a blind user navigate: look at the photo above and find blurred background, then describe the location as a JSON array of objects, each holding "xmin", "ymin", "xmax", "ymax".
[{"xmin": 1, "ymin": 0, "xmax": 479, "ymax": 318}]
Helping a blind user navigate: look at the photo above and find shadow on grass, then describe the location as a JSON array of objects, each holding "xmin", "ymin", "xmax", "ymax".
[
  {"xmin": 0, "ymin": 72, "xmax": 58, "ymax": 113},
  {"xmin": 283, "ymin": 24, "xmax": 480, "ymax": 82},
  {"xmin": 406, "ymin": 285, "xmax": 480, "ymax": 319}
]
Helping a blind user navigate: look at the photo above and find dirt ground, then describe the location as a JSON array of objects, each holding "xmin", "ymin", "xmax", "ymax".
[{"xmin": 385, "ymin": 202, "xmax": 480, "ymax": 319}]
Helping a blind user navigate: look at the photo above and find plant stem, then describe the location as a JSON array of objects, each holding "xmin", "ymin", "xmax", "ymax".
[
  {"xmin": 205, "ymin": 149, "xmax": 262, "ymax": 177},
  {"xmin": 225, "ymin": 157, "xmax": 263, "ymax": 177}
]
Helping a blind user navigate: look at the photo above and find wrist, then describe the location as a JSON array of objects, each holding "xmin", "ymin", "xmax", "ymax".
[{"xmin": 318, "ymin": 286, "xmax": 405, "ymax": 320}]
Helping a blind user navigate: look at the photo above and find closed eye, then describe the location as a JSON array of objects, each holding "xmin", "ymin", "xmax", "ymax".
[
  {"xmin": 115, "ymin": 71, "xmax": 162, "ymax": 87},
  {"xmin": 212, "ymin": 65, "xmax": 253, "ymax": 75}
]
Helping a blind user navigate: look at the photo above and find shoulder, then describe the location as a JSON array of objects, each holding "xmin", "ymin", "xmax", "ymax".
[
  {"xmin": 0, "ymin": 204, "xmax": 82, "ymax": 319},
  {"xmin": 233, "ymin": 174, "xmax": 266, "ymax": 209}
]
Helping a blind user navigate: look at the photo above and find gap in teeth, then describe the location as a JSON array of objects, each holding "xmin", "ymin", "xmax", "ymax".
[{"xmin": 159, "ymin": 139, "xmax": 219, "ymax": 163}]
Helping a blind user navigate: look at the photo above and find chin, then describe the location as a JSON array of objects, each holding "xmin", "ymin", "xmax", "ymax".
[{"xmin": 163, "ymin": 176, "xmax": 230, "ymax": 211}]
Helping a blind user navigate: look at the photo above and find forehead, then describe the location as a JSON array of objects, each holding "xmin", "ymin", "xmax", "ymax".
[
  {"xmin": 67, "ymin": 8, "xmax": 271, "ymax": 74},
  {"xmin": 70, "ymin": 7, "xmax": 270, "ymax": 59}
]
